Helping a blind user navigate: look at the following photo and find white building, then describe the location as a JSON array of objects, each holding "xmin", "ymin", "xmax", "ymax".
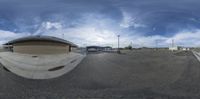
[
  {"xmin": 169, "ymin": 46, "xmax": 190, "ymax": 51},
  {"xmin": 169, "ymin": 46, "xmax": 178, "ymax": 51}
]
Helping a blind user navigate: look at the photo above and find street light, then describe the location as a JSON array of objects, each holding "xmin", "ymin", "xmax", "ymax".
[{"xmin": 117, "ymin": 35, "xmax": 120, "ymax": 53}]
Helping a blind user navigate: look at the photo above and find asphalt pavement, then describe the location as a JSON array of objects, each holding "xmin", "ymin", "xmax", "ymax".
[{"xmin": 0, "ymin": 50, "xmax": 200, "ymax": 99}]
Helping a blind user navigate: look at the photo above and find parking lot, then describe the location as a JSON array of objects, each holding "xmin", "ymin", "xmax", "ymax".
[{"xmin": 1, "ymin": 50, "xmax": 200, "ymax": 99}]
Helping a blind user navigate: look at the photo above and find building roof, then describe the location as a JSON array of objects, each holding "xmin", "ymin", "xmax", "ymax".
[
  {"xmin": 4, "ymin": 35, "xmax": 77, "ymax": 47},
  {"xmin": 86, "ymin": 46, "xmax": 112, "ymax": 48},
  {"xmin": 102, "ymin": 46, "xmax": 112, "ymax": 48}
]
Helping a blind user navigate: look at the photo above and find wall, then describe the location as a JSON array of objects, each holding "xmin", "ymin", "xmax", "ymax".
[{"xmin": 13, "ymin": 41, "xmax": 70, "ymax": 54}]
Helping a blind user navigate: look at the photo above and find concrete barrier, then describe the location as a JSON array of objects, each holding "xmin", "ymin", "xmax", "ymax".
[{"xmin": 192, "ymin": 51, "xmax": 200, "ymax": 62}]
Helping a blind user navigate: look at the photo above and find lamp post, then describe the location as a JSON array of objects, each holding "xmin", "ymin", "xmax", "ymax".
[
  {"xmin": 172, "ymin": 39, "xmax": 174, "ymax": 47},
  {"xmin": 117, "ymin": 35, "xmax": 120, "ymax": 53}
]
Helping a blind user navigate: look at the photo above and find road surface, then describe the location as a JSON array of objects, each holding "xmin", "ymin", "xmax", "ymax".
[{"xmin": 1, "ymin": 50, "xmax": 200, "ymax": 99}]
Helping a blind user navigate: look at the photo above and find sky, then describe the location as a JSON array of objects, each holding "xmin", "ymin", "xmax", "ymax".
[{"xmin": 0, "ymin": 0, "xmax": 200, "ymax": 47}]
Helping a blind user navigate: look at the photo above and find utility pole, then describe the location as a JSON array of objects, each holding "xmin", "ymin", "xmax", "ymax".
[
  {"xmin": 130, "ymin": 41, "xmax": 133, "ymax": 47},
  {"xmin": 172, "ymin": 39, "xmax": 174, "ymax": 47},
  {"xmin": 130, "ymin": 41, "xmax": 133, "ymax": 50},
  {"xmin": 117, "ymin": 35, "xmax": 120, "ymax": 53},
  {"xmin": 171, "ymin": 39, "xmax": 175, "ymax": 52}
]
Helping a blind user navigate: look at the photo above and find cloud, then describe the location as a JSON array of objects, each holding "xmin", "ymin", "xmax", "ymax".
[
  {"xmin": 0, "ymin": 0, "xmax": 123, "ymax": 33},
  {"xmin": 42, "ymin": 27, "xmax": 119, "ymax": 47},
  {"xmin": 115, "ymin": 0, "xmax": 200, "ymax": 36},
  {"xmin": 130, "ymin": 29, "xmax": 200, "ymax": 48},
  {"xmin": 38, "ymin": 27, "xmax": 200, "ymax": 48},
  {"xmin": 0, "ymin": 30, "xmax": 29, "ymax": 44},
  {"xmin": 34, "ymin": 21, "xmax": 63, "ymax": 35},
  {"xmin": 3, "ymin": 0, "xmax": 200, "ymax": 36},
  {"xmin": 169, "ymin": 30, "xmax": 200, "ymax": 47},
  {"xmin": 120, "ymin": 11, "xmax": 146, "ymax": 28},
  {"xmin": 0, "ymin": 0, "xmax": 200, "ymax": 47},
  {"xmin": 1, "ymin": 27, "xmax": 200, "ymax": 48}
]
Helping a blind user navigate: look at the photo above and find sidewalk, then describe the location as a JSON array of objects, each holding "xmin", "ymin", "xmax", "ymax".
[{"xmin": 0, "ymin": 52, "xmax": 86, "ymax": 79}]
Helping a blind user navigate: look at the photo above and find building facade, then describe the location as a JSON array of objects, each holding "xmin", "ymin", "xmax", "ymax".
[
  {"xmin": 4, "ymin": 36, "xmax": 77, "ymax": 54},
  {"xmin": 0, "ymin": 36, "xmax": 85, "ymax": 79}
]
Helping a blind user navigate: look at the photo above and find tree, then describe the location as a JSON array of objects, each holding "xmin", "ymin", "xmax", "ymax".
[{"xmin": 125, "ymin": 45, "xmax": 132, "ymax": 50}]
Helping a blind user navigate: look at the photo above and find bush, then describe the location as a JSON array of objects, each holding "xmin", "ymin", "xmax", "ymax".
[{"xmin": 125, "ymin": 45, "xmax": 132, "ymax": 50}]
